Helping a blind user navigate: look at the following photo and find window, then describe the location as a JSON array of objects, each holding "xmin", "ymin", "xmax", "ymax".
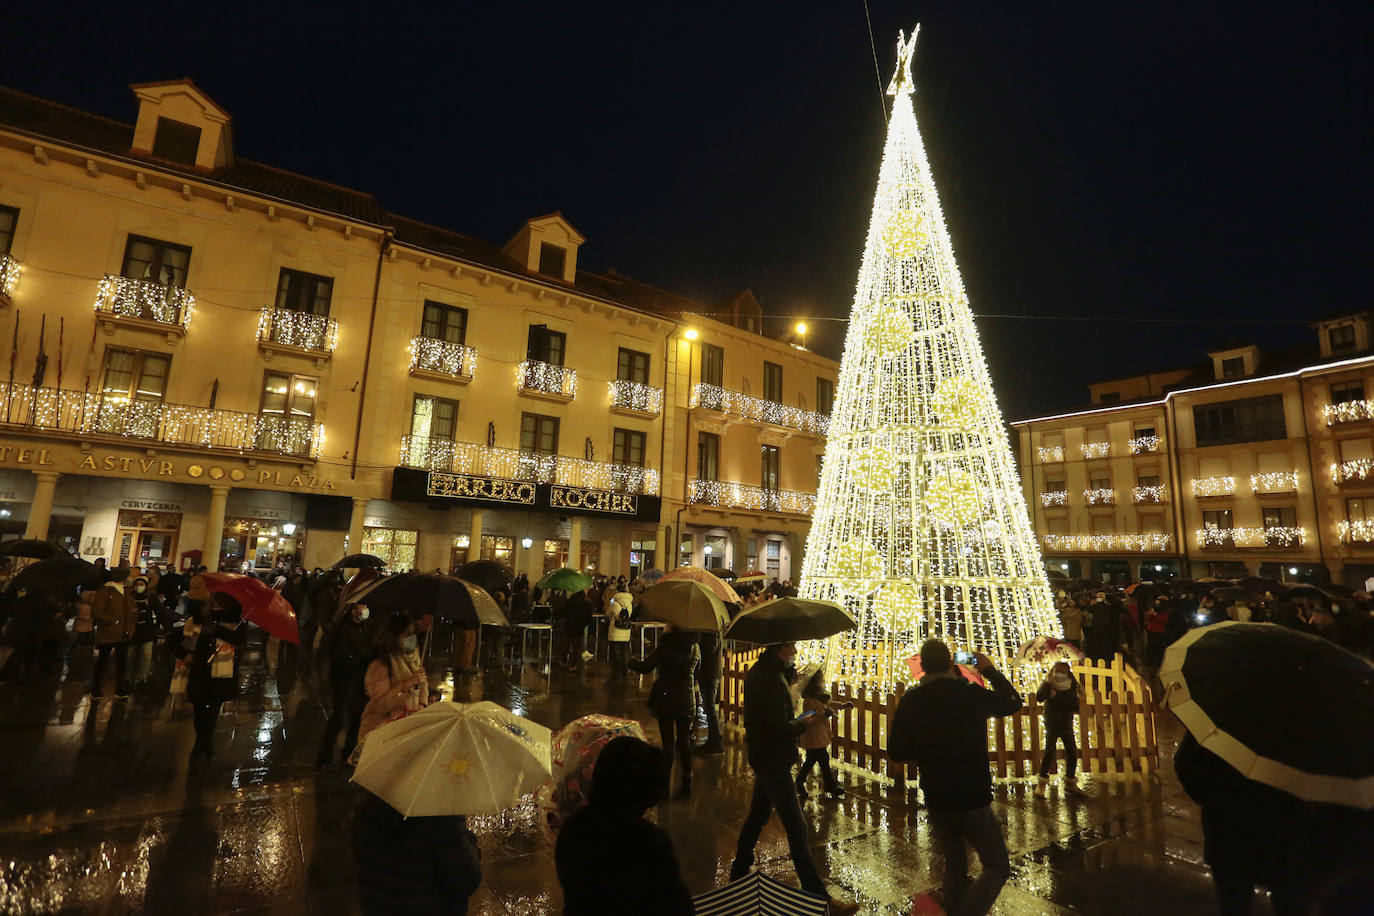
[
  {"xmin": 0, "ymin": 205, "xmax": 17, "ymax": 255},
  {"xmin": 679, "ymin": 535, "xmax": 693, "ymax": 567},
  {"xmin": 1339, "ymin": 439, "xmax": 1373, "ymax": 462},
  {"xmin": 1098, "ymin": 391, "xmax": 1121, "ymax": 404},
  {"xmin": 1134, "ymin": 425, "xmax": 1156, "ymax": 439},
  {"xmin": 747, "ymin": 538, "xmax": 758, "ymax": 572},
  {"xmin": 526, "ymin": 325, "xmax": 566, "ymax": 365},
  {"xmin": 276, "ymin": 268, "xmax": 333, "ymax": 315},
  {"xmin": 1089, "ymin": 475, "xmax": 1111, "ymax": 490},
  {"xmin": 411, "ymin": 395, "xmax": 458, "ymax": 441},
  {"xmin": 520, "ymin": 412, "xmax": 558, "ymax": 454},
  {"xmin": 481, "ymin": 535, "xmax": 514, "ymax": 565},
  {"xmin": 1046, "ymin": 478, "xmax": 1065, "ymax": 492},
  {"xmin": 704, "ymin": 535, "xmax": 728, "ymax": 570},
  {"xmin": 700, "ymin": 343, "xmax": 724, "ymax": 387},
  {"xmin": 101, "ymin": 349, "xmax": 170, "ymax": 401},
  {"xmin": 362, "ymin": 527, "xmax": 418, "ymax": 571},
  {"xmin": 1329, "ymin": 324, "xmax": 1357, "ymax": 351},
  {"xmin": 1221, "ymin": 357, "xmax": 1246, "ymax": 379},
  {"xmin": 1263, "ymin": 506, "xmax": 1297, "ymax": 547},
  {"xmin": 1202, "ymin": 509, "xmax": 1234, "ymax": 547},
  {"xmin": 1331, "ymin": 380, "xmax": 1365, "ymax": 405},
  {"xmin": 1137, "ymin": 474, "xmax": 1161, "ymax": 487},
  {"xmin": 761, "ymin": 445, "xmax": 780, "ymax": 491},
  {"xmin": 1193, "ymin": 395, "xmax": 1286, "ymax": 447},
  {"xmin": 260, "ymin": 371, "xmax": 318, "ymax": 422},
  {"xmin": 698, "ymin": 432, "xmax": 719, "ymax": 480},
  {"xmin": 151, "ymin": 116, "xmax": 201, "ymax": 165},
  {"xmin": 617, "ymin": 348, "xmax": 650, "ymax": 383},
  {"xmin": 613, "ymin": 428, "xmax": 646, "ymax": 466},
  {"xmin": 765, "ymin": 539, "xmax": 781, "ymax": 579},
  {"xmin": 538, "ymin": 243, "xmax": 566, "ymax": 278},
  {"xmin": 1346, "ymin": 497, "xmax": 1374, "ymax": 521},
  {"xmin": 122, "ymin": 235, "xmax": 190, "ymax": 288},
  {"xmin": 763, "ymin": 362, "xmax": 782, "ymax": 403},
  {"xmin": 816, "ymin": 377, "xmax": 834, "ymax": 415},
  {"xmin": 421, "ymin": 301, "xmax": 467, "ymax": 344}
]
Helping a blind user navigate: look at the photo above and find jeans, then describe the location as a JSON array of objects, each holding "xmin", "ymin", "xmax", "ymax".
[
  {"xmin": 699, "ymin": 676, "xmax": 721, "ymax": 746},
  {"xmin": 731, "ymin": 762, "xmax": 827, "ymax": 897},
  {"xmin": 608, "ymin": 640, "xmax": 629, "ymax": 678},
  {"xmin": 797, "ymin": 747, "xmax": 838, "ymax": 791},
  {"xmin": 928, "ymin": 805, "xmax": 1011, "ymax": 916},
  {"xmin": 1039, "ymin": 729, "xmax": 1078, "ymax": 779},
  {"xmin": 318, "ymin": 675, "xmax": 364, "ymax": 763},
  {"xmin": 92, "ymin": 642, "xmax": 128, "ymax": 690},
  {"xmin": 129, "ymin": 641, "xmax": 155, "ymax": 685},
  {"xmin": 657, "ymin": 717, "xmax": 693, "ymax": 789},
  {"xmin": 191, "ymin": 701, "xmax": 223, "ymax": 755}
]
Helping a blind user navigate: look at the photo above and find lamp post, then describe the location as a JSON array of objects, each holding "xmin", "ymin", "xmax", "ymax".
[{"xmin": 795, "ymin": 321, "xmax": 808, "ymax": 350}]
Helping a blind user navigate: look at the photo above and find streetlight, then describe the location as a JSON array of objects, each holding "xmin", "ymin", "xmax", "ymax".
[
  {"xmin": 521, "ymin": 537, "xmax": 534, "ymax": 549},
  {"xmin": 795, "ymin": 321, "xmax": 808, "ymax": 349},
  {"xmin": 703, "ymin": 544, "xmax": 713, "ymax": 555},
  {"xmin": 282, "ymin": 522, "xmax": 297, "ymax": 536},
  {"xmin": 684, "ymin": 328, "xmax": 699, "ymax": 341}
]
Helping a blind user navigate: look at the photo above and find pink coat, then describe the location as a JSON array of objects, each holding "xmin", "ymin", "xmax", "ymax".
[
  {"xmin": 355, "ymin": 658, "xmax": 429, "ymax": 752},
  {"xmin": 799, "ymin": 696, "xmax": 833, "ymax": 750}
]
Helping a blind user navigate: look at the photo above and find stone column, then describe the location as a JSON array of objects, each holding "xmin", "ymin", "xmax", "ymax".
[
  {"xmin": 347, "ymin": 496, "xmax": 370, "ymax": 559},
  {"xmin": 569, "ymin": 517, "xmax": 582, "ymax": 571},
  {"xmin": 659, "ymin": 523, "xmax": 674, "ymax": 570},
  {"xmin": 467, "ymin": 510, "xmax": 484, "ymax": 563},
  {"xmin": 203, "ymin": 484, "xmax": 231, "ymax": 571},
  {"xmin": 22, "ymin": 471, "xmax": 59, "ymax": 540}
]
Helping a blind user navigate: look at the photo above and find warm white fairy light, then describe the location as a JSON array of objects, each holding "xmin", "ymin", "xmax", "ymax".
[
  {"xmin": 1037, "ymin": 445, "xmax": 1064, "ymax": 463},
  {"xmin": 1081, "ymin": 441, "xmax": 1110, "ymax": 459},
  {"xmin": 1338, "ymin": 519, "xmax": 1374, "ymax": 544},
  {"xmin": 1250, "ymin": 471, "xmax": 1298, "ymax": 494},
  {"xmin": 257, "ymin": 306, "xmax": 338, "ymax": 352},
  {"xmin": 1042, "ymin": 533, "xmax": 1172, "ymax": 552},
  {"xmin": 1331, "ymin": 459, "xmax": 1374, "ymax": 484},
  {"xmin": 1322, "ymin": 400, "xmax": 1374, "ymax": 425},
  {"xmin": 1083, "ymin": 488, "xmax": 1115, "ymax": 506},
  {"xmin": 608, "ymin": 379, "xmax": 663, "ymax": 414},
  {"xmin": 95, "ymin": 274, "xmax": 195, "ymax": 328},
  {"xmin": 1128, "ymin": 435, "xmax": 1160, "ymax": 455},
  {"xmin": 398, "ymin": 436, "xmax": 658, "ymax": 495},
  {"xmin": 1133, "ymin": 484, "xmax": 1166, "ymax": 504},
  {"xmin": 1197, "ymin": 526, "xmax": 1307, "ymax": 548},
  {"xmin": 686, "ymin": 478, "xmax": 815, "ymax": 515},
  {"xmin": 691, "ymin": 383, "xmax": 829, "ymax": 435},
  {"xmin": 1040, "ymin": 490, "xmax": 1067, "ymax": 507},
  {"xmin": 517, "ymin": 359, "xmax": 577, "ymax": 399},
  {"xmin": 1191, "ymin": 475, "xmax": 1236, "ymax": 497},
  {"xmin": 409, "ymin": 336, "xmax": 477, "ymax": 378},
  {"xmin": 797, "ymin": 27, "xmax": 1061, "ymax": 693},
  {"xmin": 0, "ymin": 255, "xmax": 22, "ymax": 298}
]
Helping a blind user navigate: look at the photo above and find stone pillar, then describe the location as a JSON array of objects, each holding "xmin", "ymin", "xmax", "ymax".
[
  {"xmin": 467, "ymin": 510, "xmax": 484, "ymax": 563},
  {"xmin": 22, "ymin": 471, "xmax": 59, "ymax": 540},
  {"xmin": 659, "ymin": 523, "xmax": 674, "ymax": 570},
  {"xmin": 347, "ymin": 496, "xmax": 370, "ymax": 559},
  {"xmin": 728, "ymin": 527, "xmax": 746, "ymax": 574},
  {"xmin": 569, "ymin": 517, "xmax": 582, "ymax": 571},
  {"xmin": 203, "ymin": 484, "xmax": 231, "ymax": 571}
]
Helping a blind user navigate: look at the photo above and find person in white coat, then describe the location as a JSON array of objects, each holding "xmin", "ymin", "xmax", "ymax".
[{"xmin": 604, "ymin": 589, "xmax": 634, "ymax": 681}]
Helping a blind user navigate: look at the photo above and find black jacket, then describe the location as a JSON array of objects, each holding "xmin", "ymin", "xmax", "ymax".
[
  {"xmin": 696, "ymin": 631, "xmax": 722, "ymax": 682},
  {"xmin": 564, "ymin": 593, "xmax": 593, "ymax": 632},
  {"xmin": 888, "ymin": 667, "xmax": 1022, "ymax": 810},
  {"xmin": 1035, "ymin": 680, "xmax": 1080, "ymax": 733},
  {"xmin": 352, "ymin": 794, "xmax": 482, "ymax": 916},
  {"xmin": 327, "ymin": 617, "xmax": 372, "ymax": 684},
  {"xmin": 629, "ymin": 630, "xmax": 699, "ymax": 719},
  {"xmin": 742, "ymin": 651, "xmax": 810, "ymax": 770},
  {"xmin": 555, "ymin": 803, "xmax": 692, "ymax": 916},
  {"xmin": 180, "ymin": 617, "xmax": 247, "ymax": 706}
]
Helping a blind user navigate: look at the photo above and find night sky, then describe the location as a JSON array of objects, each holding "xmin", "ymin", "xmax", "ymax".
[{"xmin": 6, "ymin": 1, "xmax": 1371, "ymax": 417}]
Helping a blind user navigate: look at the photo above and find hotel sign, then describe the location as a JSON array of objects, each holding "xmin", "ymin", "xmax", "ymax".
[{"xmin": 427, "ymin": 472, "xmax": 536, "ymax": 505}]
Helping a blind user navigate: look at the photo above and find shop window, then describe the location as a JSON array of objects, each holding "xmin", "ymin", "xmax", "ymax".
[
  {"xmin": 122, "ymin": 235, "xmax": 190, "ymax": 288},
  {"xmin": 421, "ymin": 301, "xmax": 467, "ymax": 344},
  {"xmin": 1331, "ymin": 379, "xmax": 1365, "ymax": 405},
  {"xmin": 698, "ymin": 432, "xmax": 719, "ymax": 480},
  {"xmin": 700, "ymin": 343, "xmax": 724, "ymax": 387},
  {"xmin": 276, "ymin": 267, "xmax": 333, "ymax": 315},
  {"xmin": 761, "ymin": 445, "xmax": 780, "ymax": 491},
  {"xmin": 526, "ymin": 324, "xmax": 566, "ymax": 366},
  {"xmin": 679, "ymin": 534, "xmax": 693, "ymax": 567},
  {"xmin": 0, "ymin": 205, "xmax": 19, "ymax": 255},
  {"xmin": 117, "ymin": 509, "xmax": 181, "ymax": 569},
  {"xmin": 411, "ymin": 395, "xmax": 458, "ymax": 441},
  {"xmin": 766, "ymin": 539, "xmax": 782, "ymax": 580},
  {"xmin": 222, "ymin": 517, "xmax": 301, "ymax": 572},
  {"xmin": 520, "ymin": 412, "xmax": 559, "ymax": 454},
  {"xmin": 704, "ymin": 535, "xmax": 727, "ymax": 570},
  {"xmin": 613, "ymin": 428, "xmax": 646, "ymax": 466},
  {"xmin": 747, "ymin": 538, "xmax": 758, "ymax": 572},
  {"xmin": 450, "ymin": 533, "xmax": 471, "ymax": 572},
  {"xmin": 481, "ymin": 535, "xmax": 513, "ymax": 566},
  {"xmin": 763, "ymin": 362, "xmax": 782, "ymax": 403},
  {"xmin": 101, "ymin": 348, "xmax": 170, "ymax": 401},
  {"xmin": 617, "ymin": 348, "xmax": 650, "ymax": 384},
  {"xmin": 362, "ymin": 526, "xmax": 418, "ymax": 571},
  {"xmin": 816, "ymin": 377, "xmax": 834, "ymax": 415}
]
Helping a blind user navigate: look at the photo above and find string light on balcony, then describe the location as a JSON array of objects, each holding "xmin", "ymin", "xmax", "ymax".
[
  {"xmin": 608, "ymin": 380, "xmax": 663, "ymax": 414},
  {"xmin": 1042, "ymin": 533, "xmax": 1173, "ymax": 552},
  {"xmin": 1196, "ymin": 526, "xmax": 1307, "ymax": 548},
  {"xmin": 1037, "ymin": 445, "xmax": 1064, "ymax": 463},
  {"xmin": 1338, "ymin": 519, "xmax": 1374, "ymax": 544},
  {"xmin": 409, "ymin": 336, "xmax": 477, "ymax": 378},
  {"xmin": 1080, "ymin": 441, "xmax": 1110, "ymax": 459},
  {"xmin": 1040, "ymin": 490, "xmax": 1068, "ymax": 508},
  {"xmin": 517, "ymin": 360, "xmax": 577, "ymax": 399},
  {"xmin": 1321, "ymin": 400, "xmax": 1374, "ymax": 425},
  {"xmin": 1128, "ymin": 435, "xmax": 1160, "ymax": 454},
  {"xmin": 400, "ymin": 437, "xmax": 659, "ymax": 495},
  {"xmin": 1191, "ymin": 475, "xmax": 1236, "ymax": 497},
  {"xmin": 1250, "ymin": 471, "xmax": 1298, "ymax": 493},
  {"xmin": 1083, "ymin": 488, "xmax": 1115, "ymax": 506},
  {"xmin": 257, "ymin": 307, "xmax": 338, "ymax": 351},
  {"xmin": 1133, "ymin": 484, "xmax": 1166, "ymax": 503},
  {"xmin": 1331, "ymin": 459, "xmax": 1374, "ymax": 484},
  {"xmin": 686, "ymin": 478, "xmax": 816, "ymax": 514},
  {"xmin": 94, "ymin": 275, "xmax": 195, "ymax": 328},
  {"xmin": 0, "ymin": 255, "xmax": 22, "ymax": 297},
  {"xmin": 691, "ymin": 383, "xmax": 830, "ymax": 435}
]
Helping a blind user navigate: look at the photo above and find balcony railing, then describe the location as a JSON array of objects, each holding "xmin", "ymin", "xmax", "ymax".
[
  {"xmin": 399, "ymin": 436, "xmax": 657, "ymax": 495},
  {"xmin": 1197, "ymin": 527, "xmax": 1307, "ymax": 549},
  {"xmin": 1250, "ymin": 471, "xmax": 1298, "ymax": 494},
  {"xmin": 1338, "ymin": 519, "xmax": 1374, "ymax": 544},
  {"xmin": 518, "ymin": 360, "xmax": 577, "ymax": 399},
  {"xmin": 1081, "ymin": 442, "xmax": 1110, "ymax": 459},
  {"xmin": 94, "ymin": 275, "xmax": 195, "ymax": 329},
  {"xmin": 1041, "ymin": 533, "xmax": 1173, "ymax": 553},
  {"xmin": 691, "ymin": 384, "xmax": 829, "ymax": 436},
  {"xmin": 1133, "ymin": 485, "xmax": 1167, "ymax": 504},
  {"xmin": 1322, "ymin": 400, "xmax": 1374, "ymax": 426},
  {"xmin": 1040, "ymin": 491, "xmax": 1068, "ymax": 508},
  {"xmin": 1128, "ymin": 435, "xmax": 1160, "ymax": 455},
  {"xmin": 1331, "ymin": 459, "xmax": 1374, "ymax": 484},
  {"xmin": 608, "ymin": 379, "xmax": 663, "ymax": 414},
  {"xmin": 257, "ymin": 307, "xmax": 338, "ymax": 353},
  {"xmin": 0, "ymin": 254, "xmax": 21, "ymax": 298},
  {"xmin": 687, "ymin": 478, "xmax": 816, "ymax": 515},
  {"xmin": 0, "ymin": 383, "xmax": 323, "ymax": 458},
  {"xmin": 1083, "ymin": 488, "xmax": 1115, "ymax": 506},
  {"xmin": 1191, "ymin": 475, "xmax": 1235, "ymax": 497},
  {"xmin": 409, "ymin": 336, "xmax": 476, "ymax": 379},
  {"xmin": 1037, "ymin": 446, "xmax": 1064, "ymax": 463}
]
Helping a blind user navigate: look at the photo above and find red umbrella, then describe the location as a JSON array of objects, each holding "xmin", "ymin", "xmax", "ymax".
[
  {"xmin": 197, "ymin": 572, "xmax": 299, "ymax": 644},
  {"xmin": 906, "ymin": 653, "xmax": 985, "ymax": 687}
]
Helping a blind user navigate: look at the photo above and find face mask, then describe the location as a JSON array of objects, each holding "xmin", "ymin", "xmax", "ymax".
[
  {"xmin": 400, "ymin": 634, "xmax": 418, "ymax": 652},
  {"xmin": 357, "ymin": 607, "xmax": 370, "ymax": 622},
  {"xmin": 135, "ymin": 585, "xmax": 146, "ymax": 594}
]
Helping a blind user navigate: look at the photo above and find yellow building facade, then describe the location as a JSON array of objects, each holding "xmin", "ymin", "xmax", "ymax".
[
  {"xmin": 0, "ymin": 80, "xmax": 837, "ymax": 580},
  {"xmin": 1013, "ymin": 315, "xmax": 1374, "ymax": 587}
]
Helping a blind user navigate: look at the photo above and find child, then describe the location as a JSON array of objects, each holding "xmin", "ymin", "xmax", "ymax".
[
  {"xmin": 1035, "ymin": 661, "xmax": 1087, "ymax": 796},
  {"xmin": 795, "ymin": 669, "xmax": 852, "ymax": 799}
]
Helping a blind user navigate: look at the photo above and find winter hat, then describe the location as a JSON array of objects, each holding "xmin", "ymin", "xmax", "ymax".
[{"xmin": 132, "ymin": 575, "xmax": 150, "ymax": 586}]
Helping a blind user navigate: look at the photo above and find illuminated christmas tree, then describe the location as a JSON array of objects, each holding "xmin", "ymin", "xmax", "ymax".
[{"xmin": 798, "ymin": 28, "xmax": 1061, "ymax": 691}]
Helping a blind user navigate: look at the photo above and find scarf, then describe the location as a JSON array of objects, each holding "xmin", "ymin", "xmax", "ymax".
[
  {"xmin": 387, "ymin": 648, "xmax": 425, "ymax": 710},
  {"xmin": 1051, "ymin": 672, "xmax": 1074, "ymax": 692}
]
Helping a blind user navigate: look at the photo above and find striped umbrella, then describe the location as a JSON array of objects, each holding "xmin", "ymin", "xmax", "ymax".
[
  {"xmin": 692, "ymin": 870, "xmax": 828, "ymax": 915},
  {"xmin": 662, "ymin": 566, "xmax": 741, "ymax": 604}
]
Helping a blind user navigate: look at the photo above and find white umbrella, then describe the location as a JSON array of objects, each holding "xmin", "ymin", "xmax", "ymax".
[
  {"xmin": 353, "ymin": 701, "xmax": 551, "ymax": 816},
  {"xmin": 692, "ymin": 870, "xmax": 828, "ymax": 915}
]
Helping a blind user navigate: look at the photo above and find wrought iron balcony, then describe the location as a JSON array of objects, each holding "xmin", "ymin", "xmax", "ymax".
[
  {"xmin": 1041, "ymin": 533, "xmax": 1173, "ymax": 553},
  {"xmin": 691, "ymin": 384, "xmax": 829, "ymax": 436},
  {"xmin": 1197, "ymin": 526, "xmax": 1306, "ymax": 549},
  {"xmin": 1190, "ymin": 475, "xmax": 1236, "ymax": 497},
  {"xmin": 257, "ymin": 307, "xmax": 338, "ymax": 353},
  {"xmin": 1128, "ymin": 435, "xmax": 1160, "ymax": 455},
  {"xmin": 1331, "ymin": 459, "xmax": 1374, "ymax": 484},
  {"xmin": 1083, "ymin": 488, "xmax": 1115, "ymax": 506},
  {"xmin": 1037, "ymin": 446, "xmax": 1064, "ymax": 463},
  {"xmin": 1132, "ymin": 485, "xmax": 1167, "ymax": 504},
  {"xmin": 1338, "ymin": 519, "xmax": 1374, "ymax": 544},
  {"xmin": 1250, "ymin": 471, "xmax": 1298, "ymax": 494},
  {"xmin": 1081, "ymin": 442, "xmax": 1110, "ymax": 459},
  {"xmin": 0, "ymin": 254, "xmax": 21, "ymax": 299},
  {"xmin": 1039, "ymin": 490, "xmax": 1068, "ymax": 508},
  {"xmin": 687, "ymin": 478, "xmax": 816, "ymax": 515},
  {"xmin": 517, "ymin": 360, "xmax": 577, "ymax": 400},
  {"xmin": 399, "ymin": 436, "xmax": 658, "ymax": 495},
  {"xmin": 409, "ymin": 336, "xmax": 477, "ymax": 380},
  {"xmin": 0, "ymin": 383, "xmax": 323, "ymax": 459},
  {"xmin": 94, "ymin": 275, "xmax": 195, "ymax": 329},
  {"xmin": 608, "ymin": 379, "xmax": 663, "ymax": 414},
  {"xmin": 1322, "ymin": 400, "xmax": 1374, "ymax": 426}
]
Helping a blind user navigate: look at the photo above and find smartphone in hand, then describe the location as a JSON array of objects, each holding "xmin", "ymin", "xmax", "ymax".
[{"xmin": 953, "ymin": 650, "xmax": 977, "ymax": 666}]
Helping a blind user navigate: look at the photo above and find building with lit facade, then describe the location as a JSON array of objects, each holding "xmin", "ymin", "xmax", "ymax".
[
  {"xmin": 1013, "ymin": 315, "xmax": 1374, "ymax": 588},
  {"xmin": 0, "ymin": 80, "xmax": 836, "ymax": 581}
]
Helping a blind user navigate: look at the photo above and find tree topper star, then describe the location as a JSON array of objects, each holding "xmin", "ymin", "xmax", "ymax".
[{"xmin": 886, "ymin": 26, "xmax": 920, "ymax": 97}]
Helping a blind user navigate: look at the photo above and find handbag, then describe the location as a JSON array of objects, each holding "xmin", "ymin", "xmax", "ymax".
[
  {"xmin": 210, "ymin": 640, "xmax": 235, "ymax": 679},
  {"xmin": 170, "ymin": 661, "xmax": 189, "ymax": 695}
]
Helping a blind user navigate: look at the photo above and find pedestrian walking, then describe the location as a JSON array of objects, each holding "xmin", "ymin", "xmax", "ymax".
[
  {"xmin": 90, "ymin": 567, "xmax": 137, "ymax": 698},
  {"xmin": 628, "ymin": 624, "xmax": 699, "ymax": 798},
  {"xmin": 351, "ymin": 614, "xmax": 432, "ymax": 764},
  {"xmin": 317, "ymin": 602, "xmax": 372, "ymax": 768},
  {"xmin": 604, "ymin": 587, "xmax": 633, "ymax": 681},
  {"xmin": 889, "ymin": 640, "xmax": 1022, "ymax": 916},
  {"xmin": 555, "ymin": 735, "xmax": 693, "ymax": 916},
  {"xmin": 694, "ymin": 629, "xmax": 724, "ymax": 754},
  {"xmin": 728, "ymin": 640, "xmax": 859, "ymax": 914},
  {"xmin": 352, "ymin": 787, "xmax": 483, "ymax": 915},
  {"xmin": 794, "ymin": 668, "xmax": 852, "ymax": 799},
  {"xmin": 179, "ymin": 595, "xmax": 246, "ymax": 771},
  {"xmin": 1034, "ymin": 662, "xmax": 1086, "ymax": 797},
  {"xmin": 561, "ymin": 587, "xmax": 594, "ymax": 670},
  {"xmin": 128, "ymin": 574, "xmax": 162, "ymax": 691}
]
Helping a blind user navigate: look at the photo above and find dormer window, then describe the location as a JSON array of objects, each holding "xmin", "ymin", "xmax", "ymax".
[
  {"xmin": 1330, "ymin": 324, "xmax": 1357, "ymax": 352},
  {"xmin": 151, "ymin": 117, "xmax": 201, "ymax": 165},
  {"xmin": 1221, "ymin": 357, "xmax": 1246, "ymax": 378},
  {"xmin": 538, "ymin": 243, "xmax": 566, "ymax": 278}
]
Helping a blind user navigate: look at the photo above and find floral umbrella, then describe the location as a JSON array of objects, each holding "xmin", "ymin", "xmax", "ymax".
[
  {"xmin": 1014, "ymin": 636, "xmax": 1086, "ymax": 666},
  {"xmin": 535, "ymin": 714, "xmax": 646, "ymax": 840},
  {"xmin": 662, "ymin": 567, "xmax": 741, "ymax": 604}
]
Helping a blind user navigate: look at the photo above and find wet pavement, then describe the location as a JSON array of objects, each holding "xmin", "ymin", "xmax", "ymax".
[{"xmin": 0, "ymin": 636, "xmax": 1249, "ymax": 915}]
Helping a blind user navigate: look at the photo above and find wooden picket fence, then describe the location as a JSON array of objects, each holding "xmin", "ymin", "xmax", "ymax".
[{"xmin": 718, "ymin": 649, "xmax": 1159, "ymax": 788}]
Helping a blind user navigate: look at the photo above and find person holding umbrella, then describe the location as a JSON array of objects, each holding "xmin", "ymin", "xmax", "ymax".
[
  {"xmin": 627, "ymin": 623, "xmax": 700, "ymax": 798},
  {"xmin": 180, "ymin": 593, "xmax": 246, "ymax": 771},
  {"xmin": 317, "ymin": 601, "xmax": 372, "ymax": 768},
  {"xmin": 350, "ymin": 613, "xmax": 432, "ymax": 764}
]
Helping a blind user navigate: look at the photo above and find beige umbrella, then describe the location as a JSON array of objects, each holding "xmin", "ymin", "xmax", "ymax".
[
  {"xmin": 662, "ymin": 566, "xmax": 742, "ymax": 604},
  {"xmin": 353, "ymin": 701, "xmax": 552, "ymax": 816},
  {"xmin": 640, "ymin": 579, "xmax": 731, "ymax": 632}
]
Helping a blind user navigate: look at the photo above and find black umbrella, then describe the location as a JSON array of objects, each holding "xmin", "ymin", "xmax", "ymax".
[
  {"xmin": 0, "ymin": 539, "xmax": 66, "ymax": 560},
  {"xmin": 332, "ymin": 553, "xmax": 387, "ymax": 570},
  {"xmin": 1161, "ymin": 622, "xmax": 1374, "ymax": 808},
  {"xmin": 715, "ymin": 568, "xmax": 738, "ymax": 580},
  {"xmin": 348, "ymin": 572, "xmax": 507, "ymax": 627},
  {"xmin": 1209, "ymin": 586, "xmax": 1251, "ymax": 603},
  {"xmin": 455, "ymin": 560, "xmax": 514, "ymax": 598},
  {"xmin": 1285, "ymin": 584, "xmax": 1334, "ymax": 602},
  {"xmin": 723, "ymin": 597, "xmax": 857, "ymax": 645},
  {"xmin": 1237, "ymin": 576, "xmax": 1282, "ymax": 597},
  {"xmin": 9, "ymin": 556, "xmax": 103, "ymax": 596}
]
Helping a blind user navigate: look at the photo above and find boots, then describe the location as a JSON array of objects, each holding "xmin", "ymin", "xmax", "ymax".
[
  {"xmin": 1034, "ymin": 776, "xmax": 1048, "ymax": 798},
  {"xmin": 1065, "ymin": 777, "xmax": 1088, "ymax": 796}
]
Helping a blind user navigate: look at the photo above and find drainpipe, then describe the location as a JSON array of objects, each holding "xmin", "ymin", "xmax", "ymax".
[
  {"xmin": 658, "ymin": 321, "xmax": 681, "ymax": 568},
  {"xmin": 351, "ymin": 229, "xmax": 393, "ymax": 479},
  {"xmin": 674, "ymin": 335, "xmax": 697, "ymax": 562},
  {"xmin": 1164, "ymin": 401, "xmax": 1188, "ymax": 577},
  {"xmin": 1296, "ymin": 375, "xmax": 1328, "ymax": 583}
]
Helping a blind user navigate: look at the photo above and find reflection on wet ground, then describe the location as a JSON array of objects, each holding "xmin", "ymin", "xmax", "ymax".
[{"xmin": 0, "ymin": 637, "xmax": 1246, "ymax": 914}]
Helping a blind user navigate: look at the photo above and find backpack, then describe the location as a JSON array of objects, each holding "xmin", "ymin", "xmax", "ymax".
[{"xmin": 614, "ymin": 596, "xmax": 632, "ymax": 630}]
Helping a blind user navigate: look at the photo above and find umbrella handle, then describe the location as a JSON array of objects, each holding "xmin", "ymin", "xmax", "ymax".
[{"xmin": 422, "ymin": 626, "xmax": 433, "ymax": 660}]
